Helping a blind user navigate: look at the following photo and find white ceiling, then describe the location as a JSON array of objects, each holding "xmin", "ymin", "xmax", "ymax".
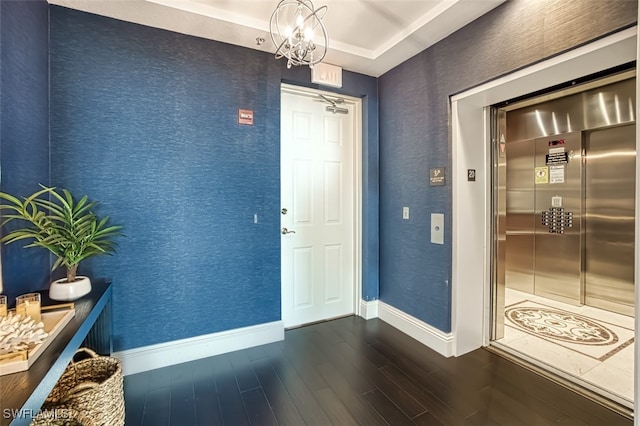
[{"xmin": 48, "ymin": 0, "xmax": 506, "ymax": 77}]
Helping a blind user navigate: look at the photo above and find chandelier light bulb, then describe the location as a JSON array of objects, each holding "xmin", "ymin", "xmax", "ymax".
[{"xmin": 304, "ymin": 27, "xmax": 313, "ymax": 42}]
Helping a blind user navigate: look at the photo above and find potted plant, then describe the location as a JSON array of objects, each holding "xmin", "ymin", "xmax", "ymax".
[{"xmin": 0, "ymin": 185, "xmax": 123, "ymax": 300}]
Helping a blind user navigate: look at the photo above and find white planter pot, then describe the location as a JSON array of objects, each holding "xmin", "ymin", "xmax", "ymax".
[{"xmin": 49, "ymin": 276, "xmax": 92, "ymax": 301}]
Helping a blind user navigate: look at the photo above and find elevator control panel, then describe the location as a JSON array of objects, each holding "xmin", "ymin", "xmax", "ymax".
[{"xmin": 541, "ymin": 207, "xmax": 573, "ymax": 234}]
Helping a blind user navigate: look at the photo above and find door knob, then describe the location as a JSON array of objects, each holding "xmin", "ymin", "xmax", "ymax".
[{"xmin": 281, "ymin": 227, "xmax": 296, "ymax": 235}]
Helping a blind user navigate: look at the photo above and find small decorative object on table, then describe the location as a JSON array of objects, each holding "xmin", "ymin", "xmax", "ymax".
[
  {"xmin": 0, "ymin": 312, "xmax": 48, "ymax": 359},
  {"xmin": 0, "ymin": 304, "xmax": 75, "ymax": 375},
  {"xmin": 0, "ymin": 185, "xmax": 123, "ymax": 301},
  {"xmin": 0, "ymin": 295, "xmax": 6, "ymax": 317},
  {"xmin": 16, "ymin": 293, "xmax": 42, "ymax": 322}
]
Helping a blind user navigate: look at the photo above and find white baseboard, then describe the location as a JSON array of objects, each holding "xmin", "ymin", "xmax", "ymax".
[
  {"xmin": 114, "ymin": 302, "xmax": 453, "ymax": 375},
  {"xmin": 377, "ymin": 301, "xmax": 454, "ymax": 357},
  {"xmin": 113, "ymin": 320, "xmax": 284, "ymax": 376},
  {"xmin": 359, "ymin": 299, "xmax": 379, "ymax": 320}
]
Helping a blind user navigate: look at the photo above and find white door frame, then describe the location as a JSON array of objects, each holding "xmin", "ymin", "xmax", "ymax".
[
  {"xmin": 450, "ymin": 26, "xmax": 638, "ymax": 357},
  {"xmin": 280, "ymin": 83, "xmax": 364, "ymax": 321}
]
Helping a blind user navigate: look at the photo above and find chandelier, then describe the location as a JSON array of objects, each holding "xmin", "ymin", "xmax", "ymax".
[{"xmin": 269, "ymin": 0, "xmax": 328, "ymax": 69}]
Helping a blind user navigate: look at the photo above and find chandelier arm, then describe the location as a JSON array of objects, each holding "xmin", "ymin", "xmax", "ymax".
[
  {"xmin": 301, "ymin": 5, "xmax": 327, "ymax": 30},
  {"xmin": 269, "ymin": 2, "xmax": 287, "ymax": 48}
]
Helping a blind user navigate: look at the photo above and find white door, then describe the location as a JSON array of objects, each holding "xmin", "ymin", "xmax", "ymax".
[{"xmin": 281, "ymin": 87, "xmax": 357, "ymax": 328}]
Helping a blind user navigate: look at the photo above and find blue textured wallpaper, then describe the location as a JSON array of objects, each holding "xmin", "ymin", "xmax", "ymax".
[
  {"xmin": 48, "ymin": 6, "xmax": 378, "ymax": 351},
  {"xmin": 0, "ymin": 0, "xmax": 51, "ymax": 301},
  {"xmin": 378, "ymin": 0, "xmax": 637, "ymax": 332},
  {"xmin": 3, "ymin": 0, "xmax": 633, "ymax": 352}
]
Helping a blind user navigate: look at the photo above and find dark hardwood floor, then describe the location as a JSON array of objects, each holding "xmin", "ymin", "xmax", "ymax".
[{"xmin": 123, "ymin": 316, "xmax": 632, "ymax": 425}]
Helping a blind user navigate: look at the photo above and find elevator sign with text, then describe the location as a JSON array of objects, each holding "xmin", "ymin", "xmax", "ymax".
[
  {"xmin": 545, "ymin": 152, "xmax": 568, "ymax": 165},
  {"xmin": 238, "ymin": 109, "xmax": 254, "ymax": 125},
  {"xmin": 430, "ymin": 168, "xmax": 445, "ymax": 186}
]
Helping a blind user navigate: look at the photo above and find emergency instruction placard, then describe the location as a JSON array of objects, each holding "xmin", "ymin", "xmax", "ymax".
[{"xmin": 535, "ymin": 167, "xmax": 548, "ymax": 184}]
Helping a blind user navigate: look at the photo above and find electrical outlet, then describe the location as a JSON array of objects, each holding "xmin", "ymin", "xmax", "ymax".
[{"xmin": 403, "ymin": 207, "xmax": 410, "ymax": 220}]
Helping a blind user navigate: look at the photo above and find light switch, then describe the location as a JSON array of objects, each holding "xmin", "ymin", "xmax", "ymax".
[
  {"xmin": 431, "ymin": 213, "xmax": 444, "ymax": 244},
  {"xmin": 403, "ymin": 207, "xmax": 410, "ymax": 220}
]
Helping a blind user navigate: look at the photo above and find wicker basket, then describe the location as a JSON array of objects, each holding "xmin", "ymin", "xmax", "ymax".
[
  {"xmin": 29, "ymin": 408, "xmax": 94, "ymax": 426},
  {"xmin": 43, "ymin": 348, "xmax": 124, "ymax": 426}
]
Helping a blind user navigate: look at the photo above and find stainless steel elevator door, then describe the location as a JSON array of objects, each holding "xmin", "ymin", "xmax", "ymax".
[
  {"xmin": 505, "ymin": 138, "xmax": 535, "ymax": 294},
  {"xmin": 584, "ymin": 124, "xmax": 636, "ymax": 316},
  {"xmin": 533, "ymin": 132, "xmax": 583, "ymax": 305},
  {"xmin": 504, "ymin": 132, "xmax": 583, "ymax": 304}
]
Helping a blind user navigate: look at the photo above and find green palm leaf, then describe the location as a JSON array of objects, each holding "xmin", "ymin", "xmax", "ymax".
[{"xmin": 0, "ymin": 185, "xmax": 124, "ymax": 282}]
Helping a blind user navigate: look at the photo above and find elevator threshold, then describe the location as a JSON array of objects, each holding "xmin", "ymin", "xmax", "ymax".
[{"xmin": 487, "ymin": 342, "xmax": 633, "ymax": 419}]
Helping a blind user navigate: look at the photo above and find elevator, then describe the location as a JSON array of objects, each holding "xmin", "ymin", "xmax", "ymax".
[{"xmin": 491, "ymin": 69, "xmax": 636, "ymax": 409}]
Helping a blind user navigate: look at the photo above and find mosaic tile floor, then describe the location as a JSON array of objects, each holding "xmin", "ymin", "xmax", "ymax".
[{"xmin": 494, "ymin": 288, "xmax": 634, "ymax": 406}]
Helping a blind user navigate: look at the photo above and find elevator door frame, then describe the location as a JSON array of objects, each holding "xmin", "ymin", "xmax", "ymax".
[{"xmin": 448, "ymin": 26, "xmax": 637, "ymax": 419}]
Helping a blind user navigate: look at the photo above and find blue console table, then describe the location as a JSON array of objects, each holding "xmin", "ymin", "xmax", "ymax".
[{"xmin": 0, "ymin": 279, "xmax": 113, "ymax": 426}]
